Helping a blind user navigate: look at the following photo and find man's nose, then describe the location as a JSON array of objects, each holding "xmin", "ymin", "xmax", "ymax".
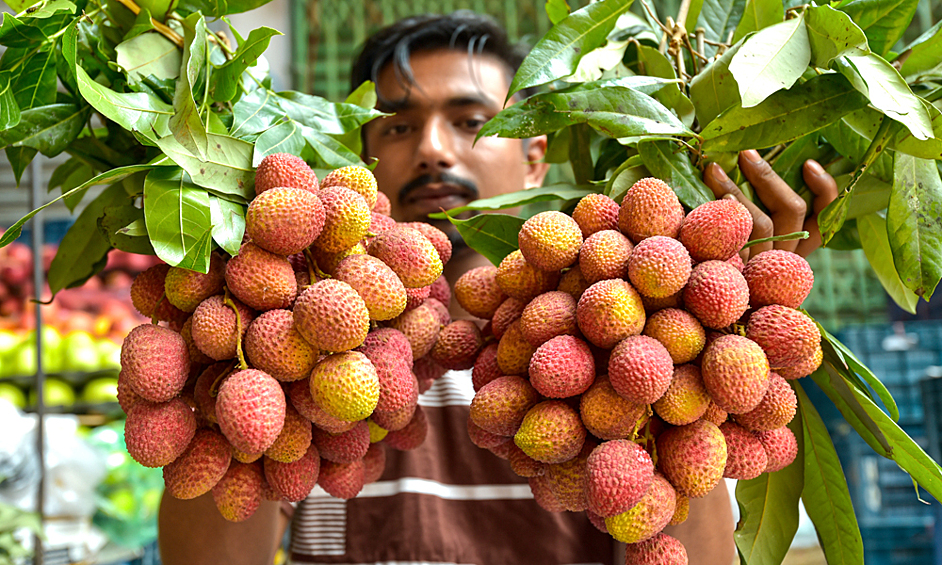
[{"xmin": 415, "ymin": 115, "xmax": 457, "ymax": 172}]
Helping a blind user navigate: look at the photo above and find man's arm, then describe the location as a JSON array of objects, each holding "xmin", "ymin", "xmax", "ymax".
[{"xmin": 158, "ymin": 491, "xmax": 288, "ymax": 565}]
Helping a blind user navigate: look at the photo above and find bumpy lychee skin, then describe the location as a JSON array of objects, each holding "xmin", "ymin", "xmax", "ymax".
[
  {"xmin": 680, "ymin": 198, "xmax": 753, "ymax": 262},
  {"xmin": 755, "ymin": 426, "xmax": 799, "ymax": 472},
  {"xmin": 586, "ymin": 439, "xmax": 655, "ymax": 517},
  {"xmin": 608, "ymin": 335, "xmax": 674, "ymax": 405},
  {"xmin": 627, "ymin": 236, "xmax": 692, "ymax": 299},
  {"xmin": 514, "ymin": 400, "xmax": 587, "ymax": 464},
  {"xmin": 384, "ymin": 405, "xmax": 429, "ymax": 450},
  {"xmin": 746, "ymin": 305, "xmax": 821, "ymax": 368},
  {"xmin": 373, "ymin": 191, "xmax": 392, "ymax": 215},
  {"xmin": 287, "ymin": 379, "xmax": 358, "ymax": 434},
  {"xmin": 191, "ymin": 295, "xmax": 255, "ymax": 361},
  {"xmin": 653, "ymin": 364, "xmax": 711, "ymax": 426},
  {"xmin": 572, "ymin": 193, "xmax": 619, "ymax": 238},
  {"xmin": 656, "ymin": 420, "xmax": 727, "ymax": 498},
  {"xmin": 163, "ymin": 428, "xmax": 231, "ymax": 499},
  {"xmin": 131, "ymin": 264, "xmax": 187, "ymax": 323},
  {"xmin": 468, "ymin": 416, "xmax": 511, "ymax": 450},
  {"xmin": 225, "ymin": 243, "xmax": 297, "ymax": 311},
  {"xmin": 470, "ymin": 376, "xmax": 540, "ymax": 436},
  {"xmin": 683, "ymin": 260, "xmax": 750, "ymax": 329},
  {"xmin": 399, "ymin": 222, "xmax": 453, "ymax": 266},
  {"xmin": 743, "ymin": 249, "xmax": 814, "ymax": 308},
  {"xmin": 245, "ymin": 309, "xmax": 318, "ymax": 382},
  {"xmin": 313, "ymin": 420, "xmax": 370, "ymax": 463},
  {"xmin": 430, "ymin": 320, "xmax": 484, "ymax": 371},
  {"xmin": 371, "ymin": 393, "xmax": 418, "ymax": 432},
  {"xmin": 386, "ymin": 302, "xmax": 441, "ymax": 359},
  {"xmin": 508, "ymin": 444, "xmax": 546, "ymax": 477},
  {"xmin": 623, "ymin": 533, "xmax": 689, "ymax": 565},
  {"xmin": 518, "ymin": 211, "xmax": 583, "ymax": 272},
  {"xmin": 117, "ymin": 370, "xmax": 142, "ymax": 414},
  {"xmin": 529, "ymin": 474, "xmax": 567, "ymax": 512},
  {"xmin": 703, "ymin": 401, "xmax": 728, "ymax": 427},
  {"xmin": 358, "ymin": 343, "xmax": 417, "ymax": 414},
  {"xmin": 701, "ymin": 335, "xmax": 770, "ymax": 414},
  {"xmin": 580, "ymin": 379, "xmax": 648, "ymax": 440},
  {"xmin": 367, "ymin": 226, "xmax": 443, "ymax": 289},
  {"xmin": 333, "ymin": 254, "xmax": 407, "ymax": 321},
  {"xmin": 293, "ymin": 280, "xmax": 370, "ymax": 353},
  {"xmin": 216, "ymin": 369, "xmax": 287, "ymax": 455},
  {"xmin": 319, "ymin": 459, "xmax": 366, "ymax": 499},
  {"xmin": 310, "ymin": 352, "xmax": 379, "ymax": 422},
  {"xmin": 735, "ymin": 373, "xmax": 797, "ymax": 432},
  {"xmin": 528, "ymin": 335, "xmax": 595, "ymax": 398},
  {"xmin": 311, "ymin": 242, "xmax": 365, "ymax": 276},
  {"xmin": 576, "ymin": 279, "xmax": 646, "ymax": 349},
  {"xmin": 313, "ymin": 185, "xmax": 372, "ymax": 253},
  {"xmin": 496, "ymin": 320, "xmax": 537, "ymax": 376},
  {"xmin": 246, "ymin": 187, "xmax": 326, "ymax": 256},
  {"xmin": 428, "ymin": 275, "xmax": 451, "ymax": 306},
  {"xmin": 670, "ymin": 491, "xmax": 690, "ymax": 526},
  {"xmin": 321, "ymin": 165, "xmax": 378, "ymax": 209},
  {"xmin": 165, "ymin": 254, "xmax": 226, "ymax": 313},
  {"xmin": 254, "ymin": 153, "xmax": 318, "ymax": 195},
  {"xmin": 121, "ymin": 323, "xmax": 190, "ymax": 402},
  {"xmin": 618, "ymin": 178, "xmax": 684, "ymax": 243},
  {"xmin": 455, "ymin": 265, "xmax": 505, "ymax": 319},
  {"xmin": 125, "ymin": 398, "xmax": 197, "ymax": 467},
  {"xmin": 643, "ymin": 308, "xmax": 705, "ymax": 364},
  {"xmin": 264, "ymin": 402, "xmax": 312, "ymax": 463},
  {"xmin": 212, "ymin": 462, "xmax": 264, "ymax": 522},
  {"xmin": 557, "ymin": 264, "xmax": 590, "ymax": 301},
  {"xmin": 472, "ymin": 343, "xmax": 503, "ymax": 392},
  {"xmin": 720, "ymin": 421, "xmax": 768, "ymax": 480},
  {"xmin": 604, "ymin": 474, "xmax": 676, "ymax": 543},
  {"xmin": 360, "ymin": 327, "xmax": 414, "ymax": 365},
  {"xmin": 492, "ymin": 297, "xmax": 526, "ymax": 341},
  {"xmin": 264, "ymin": 443, "xmax": 320, "ymax": 502},
  {"xmin": 777, "ymin": 344, "xmax": 823, "ymax": 380},
  {"xmin": 363, "ymin": 443, "xmax": 387, "ymax": 483},
  {"xmin": 496, "ymin": 249, "xmax": 561, "ymax": 302},
  {"xmin": 579, "ymin": 230, "xmax": 633, "ymax": 284},
  {"xmin": 545, "ymin": 441, "xmax": 595, "ymax": 511},
  {"xmin": 520, "ymin": 291, "xmax": 578, "ymax": 347}
]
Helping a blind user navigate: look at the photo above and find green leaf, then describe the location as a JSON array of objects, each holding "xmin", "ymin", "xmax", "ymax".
[
  {"xmin": 893, "ymin": 100, "xmax": 942, "ymax": 160},
  {"xmin": 209, "ymin": 195, "xmax": 244, "ymax": 257},
  {"xmin": 771, "ymin": 132, "xmax": 836, "ymax": 201},
  {"xmin": 429, "ymin": 184, "xmax": 592, "ymax": 218},
  {"xmin": 637, "ymin": 140, "xmax": 712, "ymax": 209},
  {"xmin": 820, "ymin": 117, "xmax": 893, "ymax": 183},
  {"xmin": 545, "ymin": 0, "xmax": 570, "ymax": 25},
  {"xmin": 0, "ymin": 162, "xmax": 156, "ymax": 247},
  {"xmin": 212, "ymin": 27, "xmax": 280, "ymax": 102},
  {"xmin": 223, "ymin": 0, "xmax": 273, "ymax": 14},
  {"xmin": 115, "ymin": 32, "xmax": 181, "ymax": 83},
  {"xmin": 823, "ymin": 325, "xmax": 899, "ymax": 421},
  {"xmin": 804, "ymin": 5, "xmax": 869, "ymax": 68},
  {"xmin": 843, "ymin": 173, "xmax": 891, "ymax": 220},
  {"xmin": 899, "ymin": 20, "xmax": 942, "ymax": 81},
  {"xmin": 839, "ymin": 52, "xmax": 933, "ymax": 140},
  {"xmin": 633, "ymin": 45, "xmax": 694, "ymax": 126},
  {"xmin": 23, "ymin": 0, "xmax": 75, "ymax": 19},
  {"xmin": 11, "ymin": 47, "xmax": 57, "ymax": 110},
  {"xmin": 122, "ymin": 7, "xmax": 157, "ymax": 40},
  {"xmin": 734, "ymin": 415, "xmax": 803, "ymax": 564},
  {"xmin": 0, "ymin": 72, "xmax": 21, "ymax": 129},
  {"xmin": 731, "ymin": 0, "xmax": 783, "ymax": 44},
  {"xmin": 858, "ymin": 212, "xmax": 919, "ymax": 313},
  {"xmin": 0, "ymin": 12, "xmax": 50, "ymax": 47},
  {"xmin": 702, "ymin": 73, "xmax": 868, "ymax": 152},
  {"xmin": 174, "ymin": 0, "xmax": 227, "ymax": 18},
  {"xmin": 478, "ymin": 95, "xmax": 571, "ymax": 139},
  {"xmin": 47, "ymin": 182, "xmax": 128, "ymax": 293},
  {"xmin": 0, "ymin": 103, "xmax": 88, "ymax": 156},
  {"xmin": 100, "ymin": 202, "xmax": 155, "ymax": 255},
  {"xmin": 812, "ymin": 356, "xmax": 889, "ymax": 455},
  {"xmin": 169, "ymin": 15, "xmax": 209, "ymax": 161},
  {"xmin": 886, "ymin": 153, "xmax": 942, "ymax": 299},
  {"xmin": 276, "ymin": 90, "xmax": 384, "ymax": 135},
  {"xmin": 442, "ymin": 212, "xmax": 525, "ymax": 266},
  {"xmin": 156, "ymin": 133, "xmax": 255, "ymax": 200},
  {"xmin": 345, "ymin": 80, "xmax": 377, "ymax": 110},
  {"xmin": 507, "ymin": 0, "xmax": 633, "ymax": 100},
  {"xmin": 75, "ymin": 65, "xmax": 172, "ymax": 142},
  {"xmin": 697, "ymin": 0, "xmax": 747, "ymax": 57},
  {"xmin": 230, "ymin": 88, "xmax": 284, "ymax": 139},
  {"xmin": 48, "ymin": 156, "xmax": 94, "ymax": 210},
  {"xmin": 143, "ymin": 167, "xmax": 213, "ymax": 271},
  {"xmin": 729, "ymin": 15, "xmax": 811, "ymax": 108},
  {"xmin": 301, "ymin": 128, "xmax": 362, "ymax": 170},
  {"xmin": 689, "ymin": 41, "xmax": 742, "ymax": 127},
  {"xmin": 838, "ymin": 0, "xmax": 920, "ymax": 57},
  {"xmin": 544, "ymin": 86, "xmax": 691, "ymax": 139},
  {"xmin": 253, "ymin": 119, "xmax": 305, "ymax": 163},
  {"xmin": 794, "ymin": 383, "xmax": 864, "ymax": 565},
  {"xmin": 5, "ymin": 146, "xmax": 36, "ymax": 185}
]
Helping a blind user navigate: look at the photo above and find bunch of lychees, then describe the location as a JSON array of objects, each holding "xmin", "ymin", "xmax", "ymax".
[
  {"xmin": 118, "ymin": 153, "xmax": 453, "ymax": 521},
  {"xmin": 447, "ymin": 178, "xmax": 818, "ymax": 564}
]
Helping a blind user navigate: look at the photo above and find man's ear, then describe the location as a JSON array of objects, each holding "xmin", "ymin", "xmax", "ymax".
[{"xmin": 524, "ymin": 135, "xmax": 551, "ymax": 189}]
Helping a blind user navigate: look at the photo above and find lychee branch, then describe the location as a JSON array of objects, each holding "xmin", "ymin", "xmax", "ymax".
[
  {"xmin": 741, "ymin": 231, "xmax": 810, "ymax": 249},
  {"xmin": 223, "ymin": 288, "xmax": 248, "ymax": 370},
  {"xmin": 112, "ymin": 0, "xmax": 184, "ymax": 47}
]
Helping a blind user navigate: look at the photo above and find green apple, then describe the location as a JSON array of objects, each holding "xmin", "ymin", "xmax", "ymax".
[
  {"xmin": 96, "ymin": 339, "xmax": 122, "ymax": 371},
  {"xmin": 0, "ymin": 382, "xmax": 26, "ymax": 408},
  {"xmin": 29, "ymin": 377, "xmax": 76, "ymax": 407},
  {"xmin": 61, "ymin": 331, "xmax": 99, "ymax": 373},
  {"xmin": 82, "ymin": 376, "xmax": 119, "ymax": 404},
  {"xmin": 0, "ymin": 330, "xmax": 21, "ymax": 378},
  {"xmin": 25, "ymin": 326, "xmax": 64, "ymax": 374},
  {"xmin": 11, "ymin": 341, "xmax": 38, "ymax": 377}
]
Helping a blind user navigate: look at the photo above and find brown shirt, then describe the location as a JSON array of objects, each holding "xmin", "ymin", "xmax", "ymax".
[{"xmin": 290, "ymin": 371, "xmax": 615, "ymax": 565}]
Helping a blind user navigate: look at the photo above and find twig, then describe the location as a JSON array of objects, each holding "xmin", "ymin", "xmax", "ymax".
[{"xmin": 112, "ymin": 0, "xmax": 184, "ymax": 47}]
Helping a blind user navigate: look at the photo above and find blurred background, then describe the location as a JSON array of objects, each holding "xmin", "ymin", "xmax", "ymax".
[{"xmin": 1, "ymin": 0, "xmax": 941, "ymax": 564}]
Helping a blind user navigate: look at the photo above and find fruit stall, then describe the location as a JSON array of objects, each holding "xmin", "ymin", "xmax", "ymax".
[{"xmin": 1, "ymin": 0, "xmax": 942, "ymax": 564}]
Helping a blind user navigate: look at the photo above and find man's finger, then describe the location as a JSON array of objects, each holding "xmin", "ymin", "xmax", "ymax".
[
  {"xmin": 739, "ymin": 150, "xmax": 806, "ymax": 254},
  {"xmin": 702, "ymin": 162, "xmax": 773, "ymax": 258},
  {"xmin": 796, "ymin": 159, "xmax": 840, "ymax": 257}
]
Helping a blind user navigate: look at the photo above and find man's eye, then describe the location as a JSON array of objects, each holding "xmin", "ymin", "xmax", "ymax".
[
  {"xmin": 386, "ymin": 124, "xmax": 411, "ymax": 135},
  {"xmin": 463, "ymin": 118, "xmax": 487, "ymax": 130}
]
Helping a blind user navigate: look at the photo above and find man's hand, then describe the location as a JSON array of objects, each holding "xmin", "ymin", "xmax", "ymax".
[{"xmin": 702, "ymin": 150, "xmax": 838, "ymax": 260}]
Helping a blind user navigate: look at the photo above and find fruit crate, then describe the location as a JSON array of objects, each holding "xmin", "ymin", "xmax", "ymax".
[{"xmin": 858, "ymin": 525, "xmax": 934, "ymax": 565}]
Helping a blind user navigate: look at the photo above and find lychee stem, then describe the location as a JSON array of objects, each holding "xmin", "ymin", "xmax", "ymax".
[
  {"xmin": 210, "ymin": 360, "xmax": 240, "ymax": 398},
  {"xmin": 150, "ymin": 292, "xmax": 170, "ymax": 325},
  {"xmin": 223, "ymin": 288, "xmax": 248, "ymax": 370}
]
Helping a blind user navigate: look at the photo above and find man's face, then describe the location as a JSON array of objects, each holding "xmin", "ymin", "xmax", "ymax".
[{"xmin": 362, "ymin": 49, "xmax": 547, "ymax": 228}]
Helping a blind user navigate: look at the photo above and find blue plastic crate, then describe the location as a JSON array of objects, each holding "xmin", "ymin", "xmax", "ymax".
[{"xmin": 860, "ymin": 525, "xmax": 933, "ymax": 565}]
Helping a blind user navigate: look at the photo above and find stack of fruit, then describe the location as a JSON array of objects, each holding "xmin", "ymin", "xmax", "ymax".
[
  {"xmin": 455, "ymin": 178, "xmax": 818, "ymax": 562},
  {"xmin": 118, "ymin": 154, "xmax": 452, "ymax": 521}
]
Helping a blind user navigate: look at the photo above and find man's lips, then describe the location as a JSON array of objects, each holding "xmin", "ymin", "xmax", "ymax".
[{"xmin": 404, "ymin": 184, "xmax": 473, "ymax": 208}]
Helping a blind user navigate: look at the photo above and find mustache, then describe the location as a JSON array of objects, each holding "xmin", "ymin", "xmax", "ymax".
[{"xmin": 397, "ymin": 173, "xmax": 480, "ymax": 205}]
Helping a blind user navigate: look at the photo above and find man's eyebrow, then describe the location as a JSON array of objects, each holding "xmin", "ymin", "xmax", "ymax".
[{"xmin": 377, "ymin": 94, "xmax": 499, "ymax": 113}]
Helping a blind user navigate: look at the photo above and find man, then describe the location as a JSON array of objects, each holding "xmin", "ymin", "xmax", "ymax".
[{"xmin": 158, "ymin": 11, "xmax": 838, "ymax": 565}]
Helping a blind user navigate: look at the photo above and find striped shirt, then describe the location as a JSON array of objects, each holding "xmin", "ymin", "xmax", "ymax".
[{"xmin": 289, "ymin": 370, "xmax": 614, "ymax": 565}]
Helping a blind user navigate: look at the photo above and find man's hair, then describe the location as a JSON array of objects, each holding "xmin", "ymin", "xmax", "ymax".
[{"xmin": 350, "ymin": 11, "xmax": 532, "ymax": 102}]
